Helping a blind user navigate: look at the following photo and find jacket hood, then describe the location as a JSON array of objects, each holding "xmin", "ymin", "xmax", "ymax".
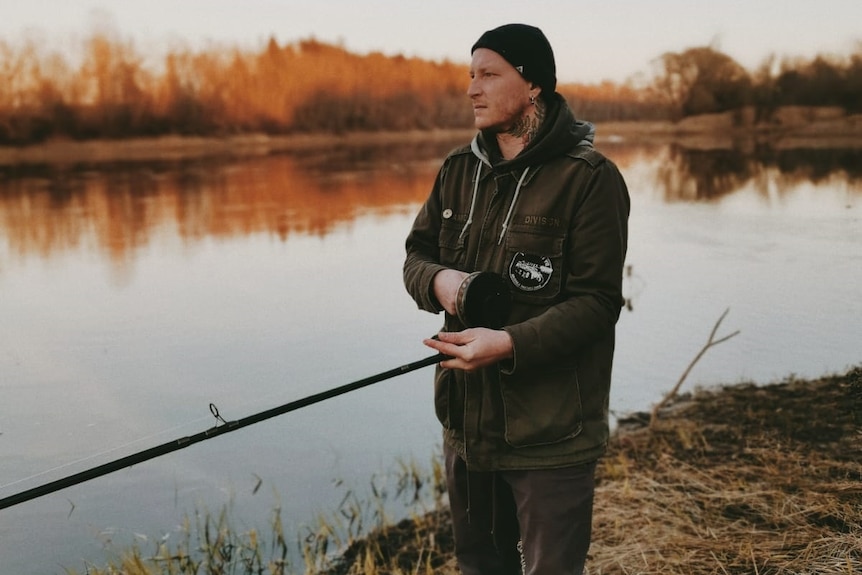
[{"xmin": 470, "ymin": 93, "xmax": 595, "ymax": 173}]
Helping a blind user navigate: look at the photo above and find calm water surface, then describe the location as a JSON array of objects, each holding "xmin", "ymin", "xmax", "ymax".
[{"xmin": 0, "ymin": 138, "xmax": 860, "ymax": 573}]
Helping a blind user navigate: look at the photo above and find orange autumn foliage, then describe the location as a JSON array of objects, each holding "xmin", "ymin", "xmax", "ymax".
[{"xmin": 0, "ymin": 32, "xmax": 476, "ymax": 142}]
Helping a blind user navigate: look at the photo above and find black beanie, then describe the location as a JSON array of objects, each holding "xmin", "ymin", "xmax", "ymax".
[{"xmin": 471, "ymin": 23, "xmax": 557, "ymax": 99}]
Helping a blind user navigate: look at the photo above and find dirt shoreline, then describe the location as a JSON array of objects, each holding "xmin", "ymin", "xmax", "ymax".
[
  {"xmin": 325, "ymin": 366, "xmax": 862, "ymax": 575},
  {"xmin": 2, "ymin": 110, "xmax": 861, "ymax": 166},
  {"xmin": 0, "ymin": 129, "xmax": 478, "ymax": 166}
]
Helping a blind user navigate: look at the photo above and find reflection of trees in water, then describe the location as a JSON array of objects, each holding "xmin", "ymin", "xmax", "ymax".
[
  {"xmin": 656, "ymin": 146, "xmax": 757, "ymax": 200},
  {"xmin": 766, "ymin": 147, "xmax": 862, "ymax": 183},
  {"xmin": 3, "ymin": 140, "xmax": 859, "ymax": 277},
  {"xmin": 654, "ymin": 144, "xmax": 862, "ymax": 201},
  {"xmin": 0, "ymin": 142, "xmax": 454, "ymax": 273}
]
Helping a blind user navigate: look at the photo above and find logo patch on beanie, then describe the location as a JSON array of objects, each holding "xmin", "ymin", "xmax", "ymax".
[{"xmin": 509, "ymin": 252, "xmax": 553, "ymax": 292}]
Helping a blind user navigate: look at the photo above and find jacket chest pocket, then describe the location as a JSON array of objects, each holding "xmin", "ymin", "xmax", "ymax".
[
  {"xmin": 504, "ymin": 228, "xmax": 566, "ymax": 304},
  {"xmin": 438, "ymin": 220, "xmax": 467, "ymax": 269}
]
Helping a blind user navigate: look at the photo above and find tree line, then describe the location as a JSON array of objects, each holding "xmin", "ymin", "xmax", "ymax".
[
  {"xmin": 0, "ymin": 30, "xmax": 859, "ymax": 145},
  {"xmin": 648, "ymin": 44, "xmax": 862, "ymax": 121}
]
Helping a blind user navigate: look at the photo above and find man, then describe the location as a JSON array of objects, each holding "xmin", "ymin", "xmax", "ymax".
[{"xmin": 403, "ymin": 23, "xmax": 630, "ymax": 575}]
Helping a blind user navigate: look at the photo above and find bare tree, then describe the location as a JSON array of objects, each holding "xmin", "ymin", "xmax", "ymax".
[{"xmin": 651, "ymin": 46, "xmax": 752, "ymax": 119}]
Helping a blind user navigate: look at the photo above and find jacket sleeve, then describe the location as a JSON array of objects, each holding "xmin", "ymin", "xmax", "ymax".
[
  {"xmin": 504, "ymin": 159, "xmax": 630, "ymax": 371},
  {"xmin": 403, "ymin": 163, "xmax": 450, "ymax": 314}
]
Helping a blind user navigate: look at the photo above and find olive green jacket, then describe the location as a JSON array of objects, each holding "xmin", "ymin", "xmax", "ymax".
[{"xmin": 403, "ymin": 95, "xmax": 630, "ymax": 471}]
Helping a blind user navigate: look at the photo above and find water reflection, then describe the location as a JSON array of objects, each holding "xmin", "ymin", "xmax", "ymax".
[
  {"xmin": 3, "ymin": 142, "xmax": 859, "ymax": 270},
  {"xmin": 622, "ymin": 264, "xmax": 647, "ymax": 312},
  {"xmin": 653, "ymin": 144, "xmax": 862, "ymax": 201},
  {"xmin": 0, "ymin": 139, "xmax": 460, "ymax": 279}
]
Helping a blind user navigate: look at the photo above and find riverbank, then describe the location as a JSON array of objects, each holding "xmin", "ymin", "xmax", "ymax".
[
  {"xmin": 601, "ymin": 107, "xmax": 862, "ymax": 150},
  {"xmin": 2, "ymin": 107, "xmax": 861, "ymax": 166},
  {"xmin": 324, "ymin": 366, "xmax": 862, "ymax": 574},
  {"xmin": 0, "ymin": 129, "xmax": 477, "ymax": 166}
]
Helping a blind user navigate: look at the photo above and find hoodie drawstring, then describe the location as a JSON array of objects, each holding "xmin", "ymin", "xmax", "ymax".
[
  {"xmin": 459, "ymin": 163, "xmax": 531, "ymax": 247},
  {"xmin": 459, "ymin": 161, "xmax": 483, "ymax": 242},
  {"xmin": 497, "ymin": 166, "xmax": 530, "ymax": 245}
]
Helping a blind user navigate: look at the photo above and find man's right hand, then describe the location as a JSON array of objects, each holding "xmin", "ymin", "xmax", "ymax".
[{"xmin": 432, "ymin": 269, "xmax": 469, "ymax": 316}]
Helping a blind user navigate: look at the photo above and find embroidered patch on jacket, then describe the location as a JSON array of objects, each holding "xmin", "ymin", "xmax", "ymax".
[{"xmin": 509, "ymin": 252, "xmax": 553, "ymax": 292}]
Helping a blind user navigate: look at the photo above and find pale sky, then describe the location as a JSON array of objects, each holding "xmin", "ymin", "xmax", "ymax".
[{"xmin": 1, "ymin": 0, "xmax": 860, "ymax": 84}]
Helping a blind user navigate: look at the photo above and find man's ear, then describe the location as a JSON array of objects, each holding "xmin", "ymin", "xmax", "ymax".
[{"xmin": 529, "ymin": 84, "xmax": 541, "ymax": 104}]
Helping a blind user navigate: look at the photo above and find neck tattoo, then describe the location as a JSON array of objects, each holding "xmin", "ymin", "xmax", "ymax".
[{"xmin": 507, "ymin": 98, "xmax": 546, "ymax": 146}]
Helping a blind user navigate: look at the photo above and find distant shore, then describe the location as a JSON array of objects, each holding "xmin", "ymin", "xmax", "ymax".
[
  {"xmin": 1, "ymin": 107, "xmax": 860, "ymax": 167},
  {"xmin": 600, "ymin": 106, "xmax": 862, "ymax": 150},
  {"xmin": 0, "ymin": 129, "xmax": 475, "ymax": 167}
]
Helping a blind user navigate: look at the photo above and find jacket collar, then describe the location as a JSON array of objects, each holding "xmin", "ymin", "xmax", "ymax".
[{"xmin": 470, "ymin": 94, "xmax": 595, "ymax": 174}]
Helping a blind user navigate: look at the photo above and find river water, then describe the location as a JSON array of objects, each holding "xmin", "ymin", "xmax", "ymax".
[{"xmin": 0, "ymin": 137, "xmax": 860, "ymax": 573}]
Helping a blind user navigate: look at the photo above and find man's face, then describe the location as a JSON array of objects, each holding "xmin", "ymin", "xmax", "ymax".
[{"xmin": 468, "ymin": 48, "xmax": 533, "ymax": 132}]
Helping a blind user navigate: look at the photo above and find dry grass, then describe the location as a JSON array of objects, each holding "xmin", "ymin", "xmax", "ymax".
[
  {"xmin": 591, "ymin": 377, "xmax": 862, "ymax": 574},
  {"xmin": 65, "ymin": 367, "xmax": 861, "ymax": 574},
  {"xmin": 329, "ymin": 367, "xmax": 861, "ymax": 575}
]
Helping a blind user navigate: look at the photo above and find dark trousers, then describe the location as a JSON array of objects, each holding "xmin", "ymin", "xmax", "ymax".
[{"xmin": 445, "ymin": 442, "xmax": 596, "ymax": 575}]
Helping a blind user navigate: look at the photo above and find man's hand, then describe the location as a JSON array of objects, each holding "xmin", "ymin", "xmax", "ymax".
[
  {"xmin": 432, "ymin": 269, "xmax": 469, "ymax": 316},
  {"xmin": 423, "ymin": 329, "xmax": 514, "ymax": 372}
]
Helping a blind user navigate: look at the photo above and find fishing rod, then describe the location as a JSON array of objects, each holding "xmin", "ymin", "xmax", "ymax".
[
  {"xmin": 0, "ymin": 270, "xmax": 511, "ymax": 511},
  {"xmin": 0, "ymin": 352, "xmax": 445, "ymax": 511}
]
